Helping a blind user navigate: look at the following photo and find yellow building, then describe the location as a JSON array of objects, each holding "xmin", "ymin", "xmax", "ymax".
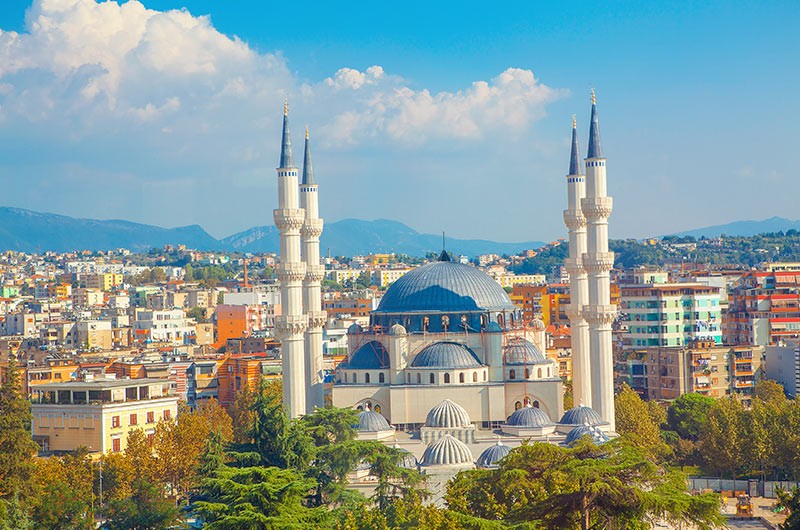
[
  {"xmin": 85, "ymin": 273, "xmax": 124, "ymax": 291},
  {"xmin": 31, "ymin": 378, "xmax": 178, "ymax": 454}
]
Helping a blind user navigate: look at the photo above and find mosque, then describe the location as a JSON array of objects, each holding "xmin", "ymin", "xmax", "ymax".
[{"xmin": 273, "ymin": 92, "xmax": 616, "ymax": 479}]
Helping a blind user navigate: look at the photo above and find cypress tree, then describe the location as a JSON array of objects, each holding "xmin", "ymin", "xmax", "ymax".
[{"xmin": 0, "ymin": 355, "xmax": 38, "ymax": 499}]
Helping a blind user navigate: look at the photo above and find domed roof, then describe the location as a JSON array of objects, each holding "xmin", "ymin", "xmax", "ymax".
[
  {"xmin": 374, "ymin": 260, "xmax": 516, "ymax": 314},
  {"xmin": 506, "ymin": 406, "xmax": 554, "ymax": 427},
  {"xmin": 425, "ymin": 399, "xmax": 471, "ymax": 428},
  {"xmin": 476, "ymin": 440, "xmax": 511, "ymax": 468},
  {"xmin": 392, "ymin": 443, "xmax": 419, "ymax": 469},
  {"xmin": 346, "ymin": 341, "xmax": 389, "ymax": 370},
  {"xmin": 410, "ymin": 342, "xmax": 483, "ymax": 369},
  {"xmin": 347, "ymin": 323, "xmax": 364, "ymax": 334},
  {"xmin": 357, "ymin": 410, "xmax": 392, "ymax": 432},
  {"xmin": 503, "ymin": 337, "xmax": 547, "ymax": 364},
  {"xmin": 421, "ymin": 434, "xmax": 474, "ymax": 466},
  {"xmin": 388, "ymin": 323, "xmax": 407, "ymax": 335},
  {"xmin": 565, "ymin": 424, "xmax": 610, "ymax": 446},
  {"xmin": 559, "ymin": 405, "xmax": 606, "ymax": 426}
]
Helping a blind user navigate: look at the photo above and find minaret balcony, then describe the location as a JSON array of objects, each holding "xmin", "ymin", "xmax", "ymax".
[
  {"xmin": 563, "ymin": 210, "xmax": 587, "ymax": 230},
  {"xmin": 581, "ymin": 252, "xmax": 615, "ymax": 273},
  {"xmin": 273, "ymin": 208, "xmax": 306, "ymax": 231},
  {"xmin": 304, "ymin": 264, "xmax": 326, "ymax": 283},
  {"xmin": 306, "ymin": 310, "xmax": 327, "ymax": 329},
  {"xmin": 301, "ymin": 218, "xmax": 324, "ymax": 239},
  {"xmin": 580, "ymin": 196, "xmax": 613, "ymax": 221},
  {"xmin": 275, "ymin": 314, "xmax": 308, "ymax": 336},
  {"xmin": 563, "ymin": 257, "xmax": 586, "ymax": 276},
  {"xmin": 582, "ymin": 305, "xmax": 617, "ymax": 326},
  {"xmin": 277, "ymin": 262, "xmax": 307, "ymax": 283}
]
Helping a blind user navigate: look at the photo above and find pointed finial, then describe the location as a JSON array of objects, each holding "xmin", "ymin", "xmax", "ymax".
[
  {"xmin": 591, "ymin": 88, "xmax": 596, "ymax": 105},
  {"xmin": 572, "ymin": 114, "xmax": 576, "ymax": 128},
  {"xmin": 283, "ymin": 99, "xmax": 288, "ymax": 116},
  {"xmin": 305, "ymin": 125, "xmax": 309, "ymax": 140}
]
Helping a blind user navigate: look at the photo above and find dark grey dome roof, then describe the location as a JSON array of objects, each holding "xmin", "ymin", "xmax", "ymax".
[
  {"xmin": 357, "ymin": 410, "xmax": 392, "ymax": 432},
  {"xmin": 346, "ymin": 341, "xmax": 389, "ymax": 370},
  {"xmin": 347, "ymin": 323, "xmax": 364, "ymax": 334},
  {"xmin": 410, "ymin": 342, "xmax": 482, "ymax": 369},
  {"xmin": 425, "ymin": 399, "xmax": 471, "ymax": 428},
  {"xmin": 506, "ymin": 406, "xmax": 554, "ymax": 427},
  {"xmin": 565, "ymin": 424, "xmax": 610, "ymax": 446},
  {"xmin": 374, "ymin": 260, "xmax": 515, "ymax": 313},
  {"xmin": 559, "ymin": 405, "xmax": 606, "ymax": 426},
  {"xmin": 421, "ymin": 434, "xmax": 473, "ymax": 466},
  {"xmin": 476, "ymin": 441, "xmax": 511, "ymax": 468},
  {"xmin": 504, "ymin": 337, "xmax": 547, "ymax": 364}
]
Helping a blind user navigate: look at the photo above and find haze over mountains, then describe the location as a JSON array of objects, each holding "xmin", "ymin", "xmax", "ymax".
[{"xmin": 0, "ymin": 207, "xmax": 795, "ymax": 256}]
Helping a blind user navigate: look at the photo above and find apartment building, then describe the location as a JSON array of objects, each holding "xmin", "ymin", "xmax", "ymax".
[{"xmin": 726, "ymin": 269, "xmax": 800, "ymax": 346}]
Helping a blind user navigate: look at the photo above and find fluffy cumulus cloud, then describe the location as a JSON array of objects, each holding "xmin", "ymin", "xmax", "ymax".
[{"xmin": 0, "ymin": 0, "xmax": 566, "ymax": 238}]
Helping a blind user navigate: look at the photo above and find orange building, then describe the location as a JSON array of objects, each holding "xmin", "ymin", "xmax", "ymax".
[
  {"xmin": 214, "ymin": 304, "xmax": 270, "ymax": 349},
  {"xmin": 216, "ymin": 353, "xmax": 279, "ymax": 408}
]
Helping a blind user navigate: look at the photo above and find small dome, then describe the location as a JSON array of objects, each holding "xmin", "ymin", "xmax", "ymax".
[
  {"xmin": 531, "ymin": 318, "xmax": 546, "ymax": 331},
  {"xmin": 503, "ymin": 337, "xmax": 547, "ymax": 364},
  {"xmin": 357, "ymin": 410, "xmax": 392, "ymax": 432},
  {"xmin": 565, "ymin": 424, "xmax": 610, "ymax": 446},
  {"xmin": 425, "ymin": 399, "xmax": 471, "ymax": 428},
  {"xmin": 486, "ymin": 321, "xmax": 503, "ymax": 332},
  {"xmin": 347, "ymin": 341, "xmax": 390, "ymax": 369},
  {"xmin": 389, "ymin": 323, "xmax": 407, "ymax": 335},
  {"xmin": 476, "ymin": 441, "xmax": 511, "ymax": 468},
  {"xmin": 559, "ymin": 405, "xmax": 606, "ymax": 426},
  {"xmin": 347, "ymin": 323, "xmax": 364, "ymax": 334},
  {"xmin": 506, "ymin": 406, "xmax": 554, "ymax": 427},
  {"xmin": 421, "ymin": 434, "xmax": 474, "ymax": 466},
  {"xmin": 410, "ymin": 342, "xmax": 482, "ymax": 369},
  {"xmin": 392, "ymin": 444, "xmax": 419, "ymax": 469}
]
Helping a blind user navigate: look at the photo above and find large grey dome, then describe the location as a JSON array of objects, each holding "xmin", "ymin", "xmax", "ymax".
[
  {"xmin": 410, "ymin": 342, "xmax": 482, "ymax": 369},
  {"xmin": 565, "ymin": 424, "xmax": 610, "ymax": 446},
  {"xmin": 504, "ymin": 337, "xmax": 547, "ymax": 364},
  {"xmin": 421, "ymin": 434, "xmax": 473, "ymax": 466},
  {"xmin": 476, "ymin": 441, "xmax": 511, "ymax": 468},
  {"xmin": 357, "ymin": 410, "xmax": 392, "ymax": 432},
  {"xmin": 507, "ymin": 406, "xmax": 554, "ymax": 427},
  {"xmin": 559, "ymin": 405, "xmax": 606, "ymax": 426},
  {"xmin": 374, "ymin": 260, "xmax": 516, "ymax": 313},
  {"xmin": 345, "ymin": 341, "xmax": 389, "ymax": 370},
  {"xmin": 425, "ymin": 399, "xmax": 471, "ymax": 428}
]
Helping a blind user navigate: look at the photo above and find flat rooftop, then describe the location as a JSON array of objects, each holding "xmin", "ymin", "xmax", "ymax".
[{"xmin": 30, "ymin": 378, "xmax": 171, "ymax": 391}]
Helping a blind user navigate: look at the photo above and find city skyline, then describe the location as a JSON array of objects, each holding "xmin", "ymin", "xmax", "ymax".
[{"xmin": 0, "ymin": 0, "xmax": 797, "ymax": 243}]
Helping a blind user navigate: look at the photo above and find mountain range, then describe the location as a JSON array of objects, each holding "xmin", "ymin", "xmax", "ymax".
[
  {"xmin": 0, "ymin": 207, "xmax": 545, "ymax": 256},
  {"xmin": 668, "ymin": 216, "xmax": 800, "ymax": 239}
]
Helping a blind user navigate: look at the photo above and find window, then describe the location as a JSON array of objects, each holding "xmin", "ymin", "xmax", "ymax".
[
  {"xmin": 112, "ymin": 438, "xmax": 121, "ymax": 452},
  {"xmin": 537, "ymin": 368, "xmax": 542, "ymax": 378},
  {"xmin": 533, "ymin": 400, "xmax": 540, "ymax": 408},
  {"xmin": 525, "ymin": 368, "xmax": 530, "ymax": 379},
  {"xmin": 483, "ymin": 371, "xmax": 487, "ymax": 381},
  {"xmin": 430, "ymin": 373, "xmax": 435, "ymax": 384},
  {"xmin": 514, "ymin": 401, "xmax": 522, "ymax": 410},
  {"xmin": 459, "ymin": 373, "xmax": 465, "ymax": 383},
  {"xmin": 417, "ymin": 373, "xmax": 421, "ymax": 384},
  {"xmin": 444, "ymin": 373, "xmax": 451, "ymax": 384},
  {"xmin": 129, "ymin": 414, "xmax": 137, "ymax": 426},
  {"xmin": 379, "ymin": 372, "xmax": 385, "ymax": 383},
  {"xmin": 344, "ymin": 373, "xmax": 348, "ymax": 383},
  {"xmin": 111, "ymin": 415, "xmax": 120, "ymax": 428},
  {"xmin": 147, "ymin": 433, "xmax": 155, "ymax": 445},
  {"xmin": 353, "ymin": 373, "xmax": 358, "ymax": 383},
  {"xmin": 163, "ymin": 410, "xmax": 171, "ymax": 420},
  {"xmin": 365, "ymin": 373, "xmax": 371, "ymax": 384},
  {"xmin": 472, "ymin": 372, "xmax": 478, "ymax": 382},
  {"xmin": 509, "ymin": 369, "xmax": 516, "ymax": 380},
  {"xmin": 147, "ymin": 411, "xmax": 155, "ymax": 423}
]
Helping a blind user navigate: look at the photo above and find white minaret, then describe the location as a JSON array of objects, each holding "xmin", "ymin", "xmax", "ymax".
[
  {"xmin": 300, "ymin": 126, "xmax": 326, "ymax": 413},
  {"xmin": 273, "ymin": 102, "xmax": 308, "ymax": 418},
  {"xmin": 563, "ymin": 115, "xmax": 592, "ymax": 409},
  {"xmin": 581, "ymin": 90, "xmax": 616, "ymax": 430}
]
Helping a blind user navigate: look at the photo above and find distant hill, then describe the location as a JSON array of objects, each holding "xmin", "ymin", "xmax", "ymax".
[
  {"xmin": 669, "ymin": 216, "xmax": 800, "ymax": 239},
  {"xmin": 0, "ymin": 208, "xmax": 544, "ymax": 256},
  {"xmin": 223, "ymin": 218, "xmax": 546, "ymax": 257},
  {"xmin": 0, "ymin": 207, "xmax": 223, "ymax": 253}
]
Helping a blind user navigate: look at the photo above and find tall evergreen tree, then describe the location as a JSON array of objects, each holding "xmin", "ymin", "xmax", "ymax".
[{"xmin": 0, "ymin": 355, "xmax": 38, "ymax": 499}]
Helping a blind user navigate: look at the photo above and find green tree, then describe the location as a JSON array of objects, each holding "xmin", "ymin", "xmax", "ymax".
[
  {"xmin": 755, "ymin": 379, "xmax": 787, "ymax": 404},
  {"xmin": 777, "ymin": 485, "xmax": 800, "ymax": 530},
  {"xmin": 0, "ymin": 355, "xmax": 38, "ymax": 499},
  {"xmin": 667, "ymin": 393, "xmax": 714, "ymax": 441},
  {"xmin": 186, "ymin": 306, "xmax": 207, "ymax": 323},
  {"xmin": 368, "ymin": 445, "xmax": 425, "ymax": 511},
  {"xmin": 699, "ymin": 397, "xmax": 744, "ymax": 479},
  {"xmin": 614, "ymin": 383, "xmax": 664, "ymax": 455},
  {"xmin": 105, "ymin": 478, "xmax": 180, "ymax": 530},
  {"xmin": 30, "ymin": 448, "xmax": 95, "ymax": 530}
]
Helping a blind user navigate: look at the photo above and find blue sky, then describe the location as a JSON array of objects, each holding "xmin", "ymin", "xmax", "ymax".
[{"xmin": 0, "ymin": 0, "xmax": 798, "ymax": 243}]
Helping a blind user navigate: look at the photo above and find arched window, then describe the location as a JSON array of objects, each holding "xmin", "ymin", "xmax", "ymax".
[
  {"xmin": 417, "ymin": 373, "xmax": 421, "ymax": 384},
  {"xmin": 430, "ymin": 373, "xmax": 435, "ymax": 384},
  {"xmin": 442, "ymin": 315, "xmax": 449, "ymax": 331},
  {"xmin": 365, "ymin": 373, "xmax": 371, "ymax": 384},
  {"xmin": 483, "ymin": 371, "xmax": 487, "ymax": 381},
  {"xmin": 524, "ymin": 368, "xmax": 530, "ymax": 379},
  {"xmin": 374, "ymin": 404, "xmax": 382, "ymax": 414},
  {"xmin": 547, "ymin": 367, "xmax": 551, "ymax": 377},
  {"xmin": 497, "ymin": 313, "xmax": 505, "ymax": 327},
  {"xmin": 423, "ymin": 316, "xmax": 429, "ymax": 332},
  {"xmin": 461, "ymin": 315, "xmax": 468, "ymax": 328},
  {"xmin": 514, "ymin": 401, "xmax": 522, "ymax": 410},
  {"xmin": 509, "ymin": 369, "xmax": 516, "ymax": 380},
  {"xmin": 353, "ymin": 373, "xmax": 358, "ymax": 383},
  {"xmin": 480, "ymin": 315, "xmax": 487, "ymax": 329},
  {"xmin": 379, "ymin": 372, "xmax": 385, "ymax": 383},
  {"xmin": 459, "ymin": 373, "xmax": 465, "ymax": 383},
  {"xmin": 344, "ymin": 373, "xmax": 348, "ymax": 383},
  {"xmin": 444, "ymin": 373, "xmax": 451, "ymax": 384},
  {"xmin": 537, "ymin": 368, "xmax": 542, "ymax": 378},
  {"xmin": 533, "ymin": 400, "xmax": 540, "ymax": 408},
  {"xmin": 472, "ymin": 372, "xmax": 478, "ymax": 382},
  {"xmin": 356, "ymin": 405, "xmax": 364, "ymax": 411}
]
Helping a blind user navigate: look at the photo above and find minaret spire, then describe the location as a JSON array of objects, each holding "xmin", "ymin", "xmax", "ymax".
[
  {"xmin": 587, "ymin": 89, "xmax": 603, "ymax": 159},
  {"xmin": 302, "ymin": 126, "xmax": 315, "ymax": 185},
  {"xmin": 569, "ymin": 115, "xmax": 581, "ymax": 176},
  {"xmin": 280, "ymin": 99, "xmax": 295, "ymax": 168}
]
